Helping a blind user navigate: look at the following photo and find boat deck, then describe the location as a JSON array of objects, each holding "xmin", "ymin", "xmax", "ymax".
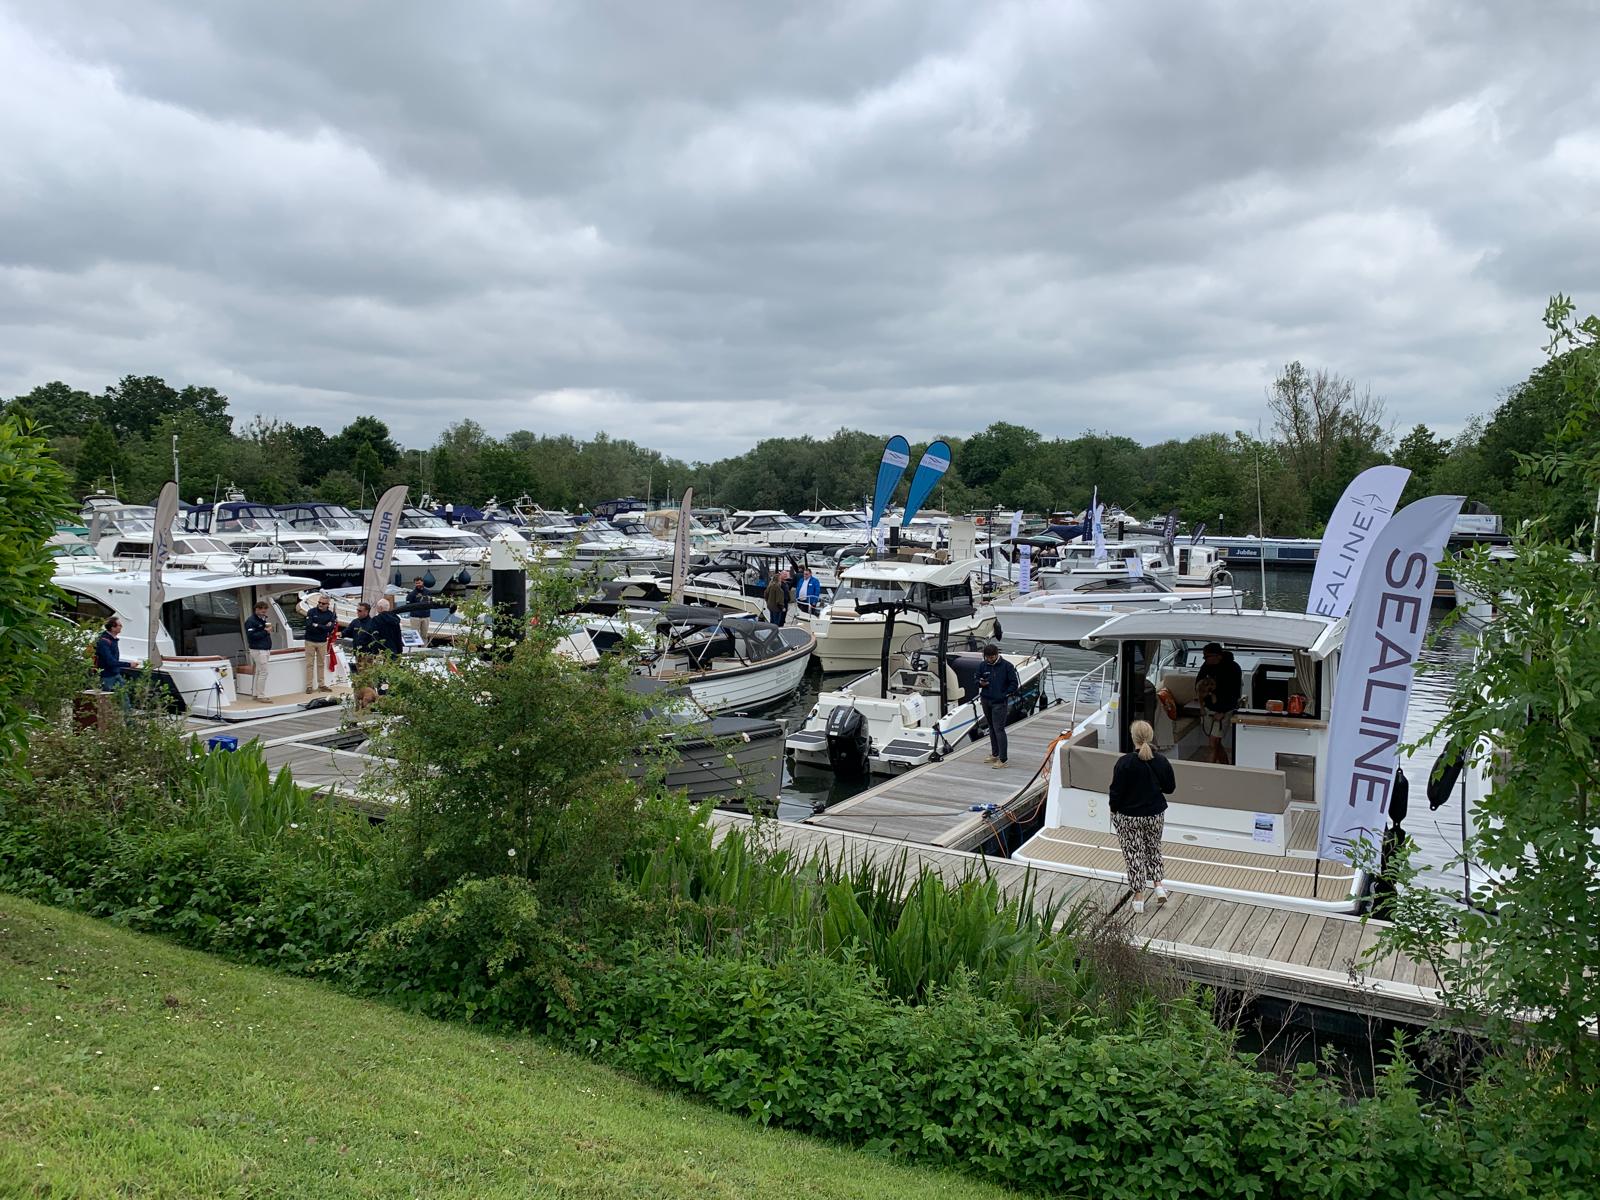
[
  {"xmin": 1018, "ymin": 825, "xmax": 1360, "ymax": 903},
  {"xmin": 804, "ymin": 704, "xmax": 1070, "ymax": 850}
]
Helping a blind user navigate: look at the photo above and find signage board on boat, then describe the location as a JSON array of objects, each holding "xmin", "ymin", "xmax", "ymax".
[
  {"xmin": 1319, "ymin": 494, "xmax": 1465, "ymax": 863},
  {"xmin": 1019, "ymin": 543, "xmax": 1032, "ymax": 594},
  {"xmin": 870, "ymin": 436, "xmax": 911, "ymax": 528},
  {"xmin": 1306, "ymin": 465, "xmax": 1410, "ymax": 619},
  {"xmin": 363, "ymin": 484, "xmax": 409, "ymax": 608},
  {"xmin": 147, "ymin": 480, "xmax": 179, "ymax": 668},
  {"xmin": 901, "ymin": 440, "xmax": 952, "ymax": 528}
]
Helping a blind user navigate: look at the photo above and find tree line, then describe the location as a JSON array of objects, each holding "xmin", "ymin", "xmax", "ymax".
[{"xmin": 7, "ymin": 346, "xmax": 1597, "ymax": 543}]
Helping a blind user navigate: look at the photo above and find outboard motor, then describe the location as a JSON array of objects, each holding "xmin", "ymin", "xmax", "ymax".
[{"xmin": 825, "ymin": 705, "xmax": 871, "ymax": 778}]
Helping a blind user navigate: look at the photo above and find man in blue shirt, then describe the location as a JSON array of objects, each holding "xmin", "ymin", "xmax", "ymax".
[
  {"xmin": 976, "ymin": 643, "xmax": 1020, "ymax": 768},
  {"xmin": 796, "ymin": 566, "xmax": 822, "ymax": 612}
]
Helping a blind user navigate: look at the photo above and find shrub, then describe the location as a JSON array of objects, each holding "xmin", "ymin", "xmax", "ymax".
[{"xmin": 362, "ymin": 574, "xmax": 671, "ymax": 908}]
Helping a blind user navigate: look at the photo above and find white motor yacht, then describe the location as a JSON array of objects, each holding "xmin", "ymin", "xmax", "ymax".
[
  {"xmin": 786, "ymin": 582, "xmax": 1047, "ymax": 776},
  {"xmin": 1013, "ymin": 609, "xmax": 1376, "ymax": 913},
  {"xmin": 995, "ymin": 574, "xmax": 1245, "ymax": 646},
  {"xmin": 810, "ymin": 557, "xmax": 995, "ymax": 674},
  {"xmin": 276, "ymin": 502, "xmax": 447, "ymax": 587},
  {"xmin": 55, "ymin": 568, "xmax": 345, "ymax": 720},
  {"xmin": 184, "ymin": 498, "xmax": 366, "ymax": 589},
  {"xmin": 396, "ymin": 506, "xmax": 492, "ymax": 587}
]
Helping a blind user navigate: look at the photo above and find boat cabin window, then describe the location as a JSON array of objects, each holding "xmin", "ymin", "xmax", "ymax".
[
  {"xmin": 173, "ymin": 590, "xmax": 251, "ymax": 658},
  {"xmin": 1075, "ymin": 577, "xmax": 1165, "ymax": 594},
  {"xmin": 59, "ymin": 591, "xmax": 116, "ymax": 626},
  {"xmin": 833, "ymin": 580, "xmax": 912, "ymax": 608}
]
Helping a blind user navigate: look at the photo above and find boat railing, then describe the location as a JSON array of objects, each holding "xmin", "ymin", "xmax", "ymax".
[
  {"xmin": 1048, "ymin": 655, "xmax": 1116, "ymax": 726},
  {"xmin": 1208, "ymin": 568, "xmax": 1243, "ymax": 614}
]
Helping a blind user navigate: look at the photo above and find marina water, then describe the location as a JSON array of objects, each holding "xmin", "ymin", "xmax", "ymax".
[{"xmin": 774, "ymin": 567, "xmax": 1477, "ymax": 905}]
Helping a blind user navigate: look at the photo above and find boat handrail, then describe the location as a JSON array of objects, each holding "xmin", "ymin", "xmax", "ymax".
[{"xmin": 1056, "ymin": 655, "xmax": 1115, "ymax": 726}]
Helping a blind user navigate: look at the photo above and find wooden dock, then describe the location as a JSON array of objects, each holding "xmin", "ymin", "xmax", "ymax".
[
  {"xmin": 189, "ymin": 700, "xmax": 1448, "ymax": 1025},
  {"xmin": 803, "ymin": 704, "xmax": 1070, "ymax": 851},
  {"xmin": 718, "ymin": 810, "xmax": 1448, "ymax": 1026}
]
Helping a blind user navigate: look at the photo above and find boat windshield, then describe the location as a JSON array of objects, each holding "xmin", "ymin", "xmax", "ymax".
[
  {"xmin": 281, "ymin": 538, "xmax": 341, "ymax": 556},
  {"xmin": 402, "ymin": 512, "xmax": 452, "ymax": 529},
  {"xmin": 834, "ymin": 581, "xmax": 912, "ymax": 607},
  {"xmin": 815, "ymin": 514, "xmax": 868, "ymax": 530},
  {"xmin": 175, "ymin": 536, "xmax": 234, "ymax": 556}
]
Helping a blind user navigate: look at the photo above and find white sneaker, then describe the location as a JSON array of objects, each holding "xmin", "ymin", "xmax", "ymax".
[
  {"xmin": 1131, "ymin": 895, "xmax": 1147, "ymax": 915},
  {"xmin": 1154, "ymin": 885, "xmax": 1170, "ymax": 904}
]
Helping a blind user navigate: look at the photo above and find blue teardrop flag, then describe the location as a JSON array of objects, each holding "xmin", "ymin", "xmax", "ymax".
[
  {"xmin": 900, "ymin": 440, "xmax": 952, "ymax": 527},
  {"xmin": 871, "ymin": 435, "xmax": 911, "ymax": 526}
]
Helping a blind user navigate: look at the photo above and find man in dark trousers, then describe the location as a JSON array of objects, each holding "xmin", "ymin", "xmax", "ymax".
[
  {"xmin": 1195, "ymin": 641, "xmax": 1242, "ymax": 764},
  {"xmin": 977, "ymin": 643, "xmax": 1020, "ymax": 768},
  {"xmin": 763, "ymin": 575, "xmax": 789, "ymax": 626},
  {"xmin": 346, "ymin": 601, "xmax": 377, "ymax": 666},
  {"xmin": 94, "ymin": 617, "xmax": 128, "ymax": 695},
  {"xmin": 372, "ymin": 598, "xmax": 405, "ymax": 657}
]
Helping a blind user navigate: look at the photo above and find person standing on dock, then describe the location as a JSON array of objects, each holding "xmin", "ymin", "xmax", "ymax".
[
  {"xmin": 977, "ymin": 644, "xmax": 1020, "ymax": 768},
  {"xmin": 303, "ymin": 594, "xmax": 337, "ymax": 693},
  {"xmin": 1110, "ymin": 720, "xmax": 1175, "ymax": 913},
  {"xmin": 764, "ymin": 575, "xmax": 789, "ymax": 625},
  {"xmin": 405, "ymin": 578, "xmax": 430, "ymax": 607},
  {"xmin": 244, "ymin": 601, "xmax": 274, "ymax": 702},
  {"xmin": 372, "ymin": 597, "xmax": 405, "ymax": 658},
  {"xmin": 1196, "ymin": 642, "xmax": 1241, "ymax": 764}
]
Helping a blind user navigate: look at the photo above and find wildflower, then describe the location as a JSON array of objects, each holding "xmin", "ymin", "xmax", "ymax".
[{"xmin": 507, "ymin": 848, "xmax": 517, "ymax": 858}]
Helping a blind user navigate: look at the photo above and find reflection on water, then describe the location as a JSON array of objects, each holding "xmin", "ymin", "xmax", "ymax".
[{"xmin": 770, "ymin": 568, "xmax": 1476, "ymax": 901}]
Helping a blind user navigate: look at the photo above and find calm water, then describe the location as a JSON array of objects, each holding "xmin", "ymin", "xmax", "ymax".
[{"xmin": 771, "ymin": 568, "xmax": 1477, "ymax": 902}]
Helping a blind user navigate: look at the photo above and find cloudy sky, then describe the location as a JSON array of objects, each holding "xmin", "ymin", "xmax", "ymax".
[{"xmin": 3, "ymin": 2, "xmax": 1596, "ymax": 460}]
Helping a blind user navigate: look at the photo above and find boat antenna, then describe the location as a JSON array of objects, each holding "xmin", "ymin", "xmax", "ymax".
[{"xmin": 1255, "ymin": 450, "xmax": 1269, "ymax": 611}]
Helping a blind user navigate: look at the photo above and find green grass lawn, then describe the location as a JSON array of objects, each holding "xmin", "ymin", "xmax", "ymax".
[{"xmin": 0, "ymin": 897, "xmax": 1009, "ymax": 1199}]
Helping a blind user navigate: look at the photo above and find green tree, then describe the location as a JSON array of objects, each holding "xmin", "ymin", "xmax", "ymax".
[
  {"xmin": 958, "ymin": 422, "xmax": 1041, "ymax": 490},
  {"xmin": 1267, "ymin": 361, "xmax": 1389, "ymax": 524},
  {"xmin": 102, "ymin": 375, "xmax": 231, "ymax": 439},
  {"xmin": 1390, "ymin": 424, "xmax": 1450, "ymax": 505},
  {"xmin": 0, "ymin": 413, "xmax": 76, "ymax": 752},
  {"xmin": 76, "ymin": 421, "xmax": 130, "ymax": 494},
  {"xmin": 1382, "ymin": 537, "xmax": 1600, "ymax": 1081},
  {"xmin": 315, "ymin": 469, "xmax": 363, "ymax": 508},
  {"xmin": 7, "ymin": 381, "xmax": 101, "ymax": 437},
  {"xmin": 330, "ymin": 416, "xmax": 402, "ymax": 470}
]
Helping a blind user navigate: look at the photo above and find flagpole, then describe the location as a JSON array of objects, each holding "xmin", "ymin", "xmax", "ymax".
[{"xmin": 1255, "ymin": 453, "xmax": 1268, "ymax": 610}]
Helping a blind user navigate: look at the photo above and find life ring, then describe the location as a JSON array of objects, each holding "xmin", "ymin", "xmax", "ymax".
[{"xmin": 1157, "ymin": 687, "xmax": 1178, "ymax": 721}]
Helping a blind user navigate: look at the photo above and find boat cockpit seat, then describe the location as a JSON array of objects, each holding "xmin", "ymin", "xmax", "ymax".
[
  {"xmin": 686, "ymin": 634, "xmax": 737, "ymax": 669},
  {"xmin": 1155, "ymin": 672, "xmax": 1203, "ymax": 745},
  {"xmin": 945, "ymin": 652, "xmax": 987, "ymax": 701}
]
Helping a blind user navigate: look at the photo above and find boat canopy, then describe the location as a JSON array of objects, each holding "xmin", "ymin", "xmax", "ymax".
[
  {"xmin": 840, "ymin": 556, "xmax": 984, "ymax": 587},
  {"xmin": 57, "ymin": 570, "xmax": 321, "ymax": 604},
  {"xmin": 1082, "ymin": 609, "xmax": 1344, "ymax": 659}
]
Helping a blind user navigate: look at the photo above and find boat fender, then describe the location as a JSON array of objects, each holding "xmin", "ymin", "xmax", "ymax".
[{"xmin": 1157, "ymin": 687, "xmax": 1178, "ymax": 721}]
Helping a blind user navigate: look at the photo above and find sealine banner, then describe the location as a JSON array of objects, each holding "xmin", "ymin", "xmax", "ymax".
[
  {"xmin": 670, "ymin": 487, "xmax": 694, "ymax": 604},
  {"xmin": 900, "ymin": 440, "xmax": 952, "ymax": 527},
  {"xmin": 870, "ymin": 435, "xmax": 911, "ymax": 527},
  {"xmin": 1009, "ymin": 509, "xmax": 1022, "ymax": 540},
  {"xmin": 147, "ymin": 480, "xmax": 179, "ymax": 668},
  {"xmin": 1319, "ymin": 494, "xmax": 1465, "ymax": 862},
  {"xmin": 362, "ymin": 484, "xmax": 409, "ymax": 609},
  {"xmin": 1306, "ymin": 465, "xmax": 1411, "ymax": 619}
]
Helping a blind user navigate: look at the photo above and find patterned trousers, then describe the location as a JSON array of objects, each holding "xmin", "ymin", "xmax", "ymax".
[{"xmin": 1112, "ymin": 812, "xmax": 1165, "ymax": 890}]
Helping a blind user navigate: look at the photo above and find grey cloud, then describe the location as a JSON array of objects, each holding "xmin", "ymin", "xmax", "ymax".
[{"xmin": 2, "ymin": 0, "xmax": 1597, "ymax": 461}]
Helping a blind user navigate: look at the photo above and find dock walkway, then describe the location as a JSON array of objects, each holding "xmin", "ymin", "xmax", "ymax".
[
  {"xmin": 718, "ymin": 811, "xmax": 1447, "ymax": 1026},
  {"xmin": 803, "ymin": 704, "xmax": 1069, "ymax": 850}
]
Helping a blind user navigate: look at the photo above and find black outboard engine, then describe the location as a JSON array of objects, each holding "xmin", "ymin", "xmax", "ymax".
[{"xmin": 825, "ymin": 705, "xmax": 872, "ymax": 778}]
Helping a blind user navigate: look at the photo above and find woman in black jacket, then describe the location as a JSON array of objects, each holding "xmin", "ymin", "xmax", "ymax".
[{"xmin": 1109, "ymin": 719, "xmax": 1176, "ymax": 913}]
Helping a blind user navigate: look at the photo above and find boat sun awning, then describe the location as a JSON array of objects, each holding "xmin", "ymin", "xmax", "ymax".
[{"xmin": 1082, "ymin": 610, "xmax": 1345, "ymax": 659}]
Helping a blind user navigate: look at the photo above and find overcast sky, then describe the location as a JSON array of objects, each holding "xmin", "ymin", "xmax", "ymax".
[{"xmin": 3, "ymin": 2, "xmax": 1596, "ymax": 460}]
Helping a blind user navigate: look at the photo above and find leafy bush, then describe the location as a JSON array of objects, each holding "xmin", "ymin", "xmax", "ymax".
[
  {"xmin": 362, "ymin": 571, "xmax": 671, "ymax": 908},
  {"xmin": 0, "ymin": 412, "xmax": 75, "ymax": 755}
]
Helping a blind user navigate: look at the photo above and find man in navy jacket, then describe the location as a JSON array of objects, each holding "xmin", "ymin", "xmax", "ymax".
[
  {"xmin": 94, "ymin": 618, "xmax": 127, "ymax": 693},
  {"xmin": 976, "ymin": 643, "xmax": 1020, "ymax": 767},
  {"xmin": 303, "ymin": 594, "xmax": 337, "ymax": 692}
]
